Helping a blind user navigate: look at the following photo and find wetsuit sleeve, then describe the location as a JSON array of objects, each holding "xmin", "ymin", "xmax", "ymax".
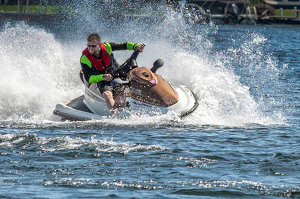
[
  {"xmin": 81, "ymin": 55, "xmax": 104, "ymax": 83},
  {"xmin": 126, "ymin": 42, "xmax": 139, "ymax": 50},
  {"xmin": 103, "ymin": 42, "xmax": 139, "ymax": 53}
]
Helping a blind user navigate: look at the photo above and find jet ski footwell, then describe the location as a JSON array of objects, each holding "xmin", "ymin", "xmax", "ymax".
[{"xmin": 53, "ymin": 95, "xmax": 102, "ymax": 121}]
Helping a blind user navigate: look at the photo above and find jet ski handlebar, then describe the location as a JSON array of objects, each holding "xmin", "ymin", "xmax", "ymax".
[
  {"xmin": 110, "ymin": 78, "xmax": 129, "ymax": 86},
  {"xmin": 112, "ymin": 50, "xmax": 140, "ymax": 79}
]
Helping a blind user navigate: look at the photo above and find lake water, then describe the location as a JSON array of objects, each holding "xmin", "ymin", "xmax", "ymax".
[{"xmin": 0, "ymin": 9, "xmax": 300, "ymax": 198}]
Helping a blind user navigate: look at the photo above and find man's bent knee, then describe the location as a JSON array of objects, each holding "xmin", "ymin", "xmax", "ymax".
[
  {"xmin": 102, "ymin": 91, "xmax": 115, "ymax": 109},
  {"xmin": 103, "ymin": 91, "xmax": 113, "ymax": 98}
]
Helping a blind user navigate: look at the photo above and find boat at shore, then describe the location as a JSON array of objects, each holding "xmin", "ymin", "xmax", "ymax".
[
  {"xmin": 183, "ymin": 0, "xmax": 257, "ymax": 24},
  {"xmin": 263, "ymin": 0, "xmax": 300, "ymax": 9}
]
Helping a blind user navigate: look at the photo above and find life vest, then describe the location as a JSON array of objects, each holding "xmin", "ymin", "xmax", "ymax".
[{"xmin": 82, "ymin": 43, "xmax": 111, "ymax": 71}]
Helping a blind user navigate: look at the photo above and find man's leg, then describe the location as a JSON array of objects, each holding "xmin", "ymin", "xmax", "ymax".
[{"xmin": 102, "ymin": 90, "xmax": 115, "ymax": 110}]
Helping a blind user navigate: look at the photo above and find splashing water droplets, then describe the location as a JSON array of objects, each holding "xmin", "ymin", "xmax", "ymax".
[{"xmin": 0, "ymin": 14, "xmax": 285, "ymax": 126}]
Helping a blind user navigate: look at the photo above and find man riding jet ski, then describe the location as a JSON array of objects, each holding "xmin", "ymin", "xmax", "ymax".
[
  {"xmin": 53, "ymin": 34, "xmax": 198, "ymax": 120},
  {"xmin": 80, "ymin": 34, "xmax": 145, "ymax": 110}
]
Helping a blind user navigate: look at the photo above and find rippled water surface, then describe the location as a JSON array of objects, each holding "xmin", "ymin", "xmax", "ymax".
[{"xmin": 0, "ymin": 7, "xmax": 300, "ymax": 199}]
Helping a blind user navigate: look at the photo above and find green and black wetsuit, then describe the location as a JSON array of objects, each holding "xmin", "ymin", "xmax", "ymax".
[{"xmin": 80, "ymin": 42, "xmax": 139, "ymax": 93}]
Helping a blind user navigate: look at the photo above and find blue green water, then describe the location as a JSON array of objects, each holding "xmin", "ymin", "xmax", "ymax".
[{"xmin": 0, "ymin": 9, "xmax": 299, "ymax": 198}]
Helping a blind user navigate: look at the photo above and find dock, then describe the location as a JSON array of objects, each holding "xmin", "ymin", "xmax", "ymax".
[
  {"xmin": 0, "ymin": 10, "xmax": 300, "ymax": 25},
  {"xmin": 256, "ymin": 16, "xmax": 300, "ymax": 24}
]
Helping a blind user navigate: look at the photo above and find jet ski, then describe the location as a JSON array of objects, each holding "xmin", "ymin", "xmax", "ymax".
[{"xmin": 53, "ymin": 51, "xmax": 198, "ymax": 120}]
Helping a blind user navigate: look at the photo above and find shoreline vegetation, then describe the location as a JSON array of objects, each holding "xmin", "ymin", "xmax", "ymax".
[
  {"xmin": 0, "ymin": 5, "xmax": 56, "ymax": 14},
  {"xmin": 0, "ymin": 4, "xmax": 298, "ymax": 18}
]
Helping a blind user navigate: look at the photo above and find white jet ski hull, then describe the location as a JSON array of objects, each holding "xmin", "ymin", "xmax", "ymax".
[{"xmin": 53, "ymin": 85, "xmax": 198, "ymax": 121}]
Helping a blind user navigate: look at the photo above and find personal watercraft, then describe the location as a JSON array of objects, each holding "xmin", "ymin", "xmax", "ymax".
[{"xmin": 53, "ymin": 51, "xmax": 198, "ymax": 120}]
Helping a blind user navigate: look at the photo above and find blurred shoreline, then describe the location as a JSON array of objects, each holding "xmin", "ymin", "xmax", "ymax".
[{"xmin": 1, "ymin": 10, "xmax": 300, "ymax": 25}]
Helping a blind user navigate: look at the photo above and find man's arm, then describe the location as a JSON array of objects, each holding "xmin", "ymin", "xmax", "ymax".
[
  {"xmin": 81, "ymin": 62, "xmax": 104, "ymax": 83},
  {"xmin": 103, "ymin": 42, "xmax": 139, "ymax": 54}
]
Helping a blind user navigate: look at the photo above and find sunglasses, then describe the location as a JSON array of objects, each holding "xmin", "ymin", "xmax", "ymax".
[{"xmin": 87, "ymin": 45, "xmax": 98, "ymax": 48}]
